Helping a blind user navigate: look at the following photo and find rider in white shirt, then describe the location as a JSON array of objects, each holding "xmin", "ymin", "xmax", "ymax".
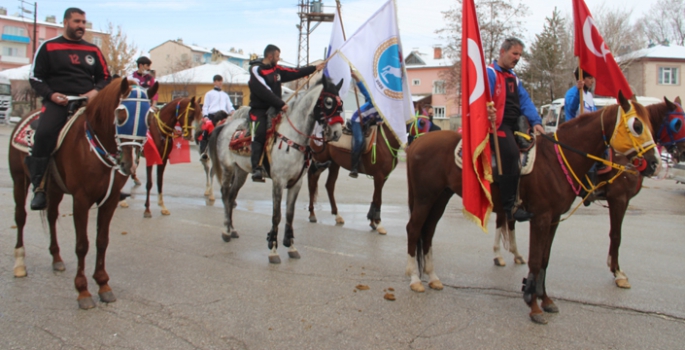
[{"xmin": 199, "ymin": 75, "xmax": 235, "ymax": 155}]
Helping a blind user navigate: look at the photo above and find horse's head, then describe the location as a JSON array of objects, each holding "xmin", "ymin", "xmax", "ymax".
[
  {"xmin": 314, "ymin": 76, "xmax": 344, "ymax": 142},
  {"xmin": 183, "ymin": 96, "xmax": 203, "ymax": 141},
  {"xmin": 114, "ymin": 81, "xmax": 158, "ymax": 175},
  {"xmin": 656, "ymin": 96, "xmax": 685, "ymax": 162},
  {"xmin": 608, "ymin": 91, "xmax": 659, "ymax": 177}
]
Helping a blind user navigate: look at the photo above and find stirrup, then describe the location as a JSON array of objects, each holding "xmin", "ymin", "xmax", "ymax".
[
  {"xmin": 252, "ymin": 168, "xmax": 266, "ymax": 183},
  {"xmin": 507, "ymin": 207, "xmax": 533, "ymax": 222}
]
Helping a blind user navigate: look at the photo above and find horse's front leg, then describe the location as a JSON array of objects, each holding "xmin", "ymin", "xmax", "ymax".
[
  {"xmin": 93, "ymin": 192, "xmax": 120, "ymax": 304},
  {"xmin": 156, "ymin": 163, "xmax": 170, "ymax": 215},
  {"xmin": 201, "ymin": 156, "xmax": 215, "ymax": 201},
  {"xmin": 607, "ymin": 195, "xmax": 630, "ymax": 288},
  {"xmin": 307, "ymin": 165, "xmax": 322, "ymax": 223},
  {"xmin": 539, "ymin": 220, "xmax": 560, "ymax": 315},
  {"xmin": 12, "ymin": 171, "xmax": 30, "ymax": 278},
  {"xmin": 221, "ymin": 169, "xmax": 246, "ymax": 242},
  {"xmin": 284, "ymin": 181, "xmax": 304, "ymax": 259},
  {"xmin": 47, "ymin": 184, "xmax": 66, "ymax": 272},
  {"xmin": 524, "ymin": 214, "xmax": 552, "ymax": 324},
  {"xmin": 325, "ymin": 163, "xmax": 344, "ymax": 225},
  {"xmin": 72, "ymin": 197, "xmax": 95, "ymax": 309},
  {"xmin": 368, "ymin": 175, "xmax": 387, "ymax": 235},
  {"xmin": 144, "ymin": 165, "xmax": 153, "ymax": 218},
  {"xmin": 267, "ymin": 184, "xmax": 284, "ymax": 264}
]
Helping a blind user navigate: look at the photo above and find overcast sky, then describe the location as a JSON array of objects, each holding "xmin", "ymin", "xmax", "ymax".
[{"xmin": 18, "ymin": 0, "xmax": 654, "ymax": 64}]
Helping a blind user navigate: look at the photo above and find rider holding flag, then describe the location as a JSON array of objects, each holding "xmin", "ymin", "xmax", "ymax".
[{"xmin": 349, "ymin": 72, "xmax": 382, "ymax": 178}]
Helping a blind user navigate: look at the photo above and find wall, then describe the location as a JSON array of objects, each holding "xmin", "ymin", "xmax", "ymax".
[
  {"xmin": 150, "ymin": 41, "xmax": 194, "ymax": 76},
  {"xmin": 644, "ymin": 60, "xmax": 683, "ymax": 99},
  {"xmin": 406, "ymin": 66, "xmax": 459, "ymax": 130}
]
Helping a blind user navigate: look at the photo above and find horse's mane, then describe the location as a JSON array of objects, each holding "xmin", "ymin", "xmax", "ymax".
[
  {"xmin": 288, "ymin": 77, "xmax": 324, "ymax": 115},
  {"xmin": 645, "ymin": 102, "xmax": 669, "ymax": 133},
  {"xmin": 557, "ymin": 102, "xmax": 652, "ymax": 132},
  {"xmin": 85, "ymin": 77, "xmax": 127, "ymax": 133}
]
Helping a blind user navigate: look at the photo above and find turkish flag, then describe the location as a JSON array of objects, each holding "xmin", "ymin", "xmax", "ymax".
[
  {"xmin": 461, "ymin": 0, "xmax": 493, "ymax": 232},
  {"xmin": 168, "ymin": 137, "xmax": 191, "ymax": 164},
  {"xmin": 573, "ymin": 0, "xmax": 633, "ymax": 98},
  {"xmin": 143, "ymin": 131, "xmax": 163, "ymax": 166}
]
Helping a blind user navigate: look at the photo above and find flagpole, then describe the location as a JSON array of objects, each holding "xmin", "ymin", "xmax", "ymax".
[
  {"xmin": 284, "ymin": 52, "xmax": 338, "ymax": 105},
  {"xmin": 578, "ymin": 60, "xmax": 585, "ymax": 115},
  {"xmin": 488, "ymin": 102, "xmax": 503, "ymax": 176},
  {"xmin": 335, "ymin": 0, "xmax": 363, "ymax": 120}
]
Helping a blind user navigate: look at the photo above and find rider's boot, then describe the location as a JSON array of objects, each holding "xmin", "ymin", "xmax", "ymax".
[
  {"xmin": 251, "ymin": 141, "xmax": 266, "ymax": 183},
  {"xmin": 25, "ymin": 156, "xmax": 49, "ymax": 211},
  {"xmin": 500, "ymin": 174, "xmax": 533, "ymax": 222},
  {"xmin": 349, "ymin": 151, "xmax": 360, "ymax": 178}
]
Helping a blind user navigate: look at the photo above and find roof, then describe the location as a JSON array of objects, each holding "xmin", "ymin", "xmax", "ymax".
[
  {"xmin": 0, "ymin": 14, "xmax": 107, "ymax": 34},
  {"xmin": 619, "ymin": 45, "xmax": 685, "ymax": 61},
  {"xmin": 149, "ymin": 40, "xmax": 211, "ymax": 53},
  {"xmin": 215, "ymin": 49, "xmax": 251, "ymax": 60},
  {"xmin": 0, "ymin": 64, "xmax": 31, "ymax": 80},
  {"xmin": 405, "ymin": 49, "xmax": 452, "ymax": 68},
  {"xmin": 156, "ymin": 60, "xmax": 249, "ymax": 85}
]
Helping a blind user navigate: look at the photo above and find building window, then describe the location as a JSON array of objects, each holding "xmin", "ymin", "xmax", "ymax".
[
  {"xmin": 412, "ymin": 79, "xmax": 420, "ymax": 86},
  {"xmin": 2, "ymin": 46, "xmax": 20, "ymax": 57},
  {"xmin": 3, "ymin": 26, "xmax": 26, "ymax": 36},
  {"xmin": 193, "ymin": 53, "xmax": 202, "ymax": 63},
  {"xmin": 433, "ymin": 106, "xmax": 446, "ymax": 119},
  {"xmin": 228, "ymin": 91, "xmax": 244, "ymax": 108},
  {"xmin": 92, "ymin": 36, "xmax": 102, "ymax": 48},
  {"xmin": 658, "ymin": 67, "xmax": 679, "ymax": 85},
  {"xmin": 433, "ymin": 80, "xmax": 445, "ymax": 94}
]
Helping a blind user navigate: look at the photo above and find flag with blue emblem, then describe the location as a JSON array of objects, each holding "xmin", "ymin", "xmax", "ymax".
[
  {"xmin": 324, "ymin": 7, "xmax": 351, "ymax": 99},
  {"xmin": 336, "ymin": 0, "xmax": 414, "ymax": 145}
]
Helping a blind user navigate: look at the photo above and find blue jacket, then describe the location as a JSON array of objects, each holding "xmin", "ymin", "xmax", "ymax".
[
  {"xmin": 351, "ymin": 81, "xmax": 380, "ymax": 123},
  {"xmin": 486, "ymin": 61, "xmax": 542, "ymax": 128},
  {"xmin": 564, "ymin": 86, "xmax": 597, "ymax": 121}
]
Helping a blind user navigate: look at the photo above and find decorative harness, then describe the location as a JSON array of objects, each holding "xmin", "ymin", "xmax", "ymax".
[
  {"xmin": 657, "ymin": 104, "xmax": 685, "ymax": 152},
  {"xmin": 153, "ymin": 99, "xmax": 195, "ymax": 159}
]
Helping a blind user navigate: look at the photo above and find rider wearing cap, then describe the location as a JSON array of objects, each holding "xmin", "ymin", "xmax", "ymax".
[{"xmin": 27, "ymin": 7, "xmax": 110, "ymax": 210}]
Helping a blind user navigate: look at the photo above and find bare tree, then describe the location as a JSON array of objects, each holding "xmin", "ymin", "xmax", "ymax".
[
  {"xmin": 99, "ymin": 22, "xmax": 138, "ymax": 76},
  {"xmin": 638, "ymin": 0, "xmax": 685, "ymax": 46},
  {"xmin": 592, "ymin": 4, "xmax": 646, "ymax": 59}
]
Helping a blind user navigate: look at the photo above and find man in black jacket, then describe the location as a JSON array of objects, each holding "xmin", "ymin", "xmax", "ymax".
[
  {"xmin": 26, "ymin": 7, "xmax": 110, "ymax": 210},
  {"xmin": 248, "ymin": 44, "xmax": 324, "ymax": 182}
]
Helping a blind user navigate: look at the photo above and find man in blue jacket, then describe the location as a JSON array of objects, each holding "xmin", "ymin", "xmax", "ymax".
[
  {"xmin": 486, "ymin": 37, "xmax": 543, "ymax": 222},
  {"xmin": 564, "ymin": 68, "xmax": 596, "ymax": 121}
]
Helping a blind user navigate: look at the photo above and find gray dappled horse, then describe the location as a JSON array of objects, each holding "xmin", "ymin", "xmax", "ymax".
[{"xmin": 209, "ymin": 77, "xmax": 344, "ymax": 263}]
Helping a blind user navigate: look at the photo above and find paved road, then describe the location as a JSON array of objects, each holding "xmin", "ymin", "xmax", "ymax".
[{"xmin": 1, "ymin": 124, "xmax": 684, "ymax": 349}]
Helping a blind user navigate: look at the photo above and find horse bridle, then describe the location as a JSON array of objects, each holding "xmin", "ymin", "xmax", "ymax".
[
  {"xmin": 285, "ymin": 91, "xmax": 344, "ymax": 142},
  {"xmin": 154, "ymin": 99, "xmax": 195, "ymax": 140},
  {"xmin": 657, "ymin": 106, "xmax": 685, "ymax": 152}
]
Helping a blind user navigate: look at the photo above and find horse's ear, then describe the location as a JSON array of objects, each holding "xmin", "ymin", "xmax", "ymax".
[
  {"xmin": 336, "ymin": 78, "xmax": 344, "ymax": 93},
  {"xmin": 664, "ymin": 96, "xmax": 677, "ymax": 110},
  {"xmin": 195, "ymin": 96, "xmax": 202, "ymax": 106},
  {"xmin": 618, "ymin": 90, "xmax": 632, "ymax": 113},
  {"xmin": 147, "ymin": 82, "xmax": 159, "ymax": 101},
  {"xmin": 675, "ymin": 96, "xmax": 682, "ymax": 105},
  {"xmin": 190, "ymin": 96, "xmax": 196, "ymax": 106},
  {"xmin": 119, "ymin": 77, "xmax": 130, "ymax": 95}
]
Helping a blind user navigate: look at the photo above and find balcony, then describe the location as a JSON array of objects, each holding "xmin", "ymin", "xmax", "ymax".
[
  {"xmin": 1, "ymin": 34, "xmax": 30, "ymax": 44},
  {"xmin": 0, "ymin": 55, "xmax": 29, "ymax": 64}
]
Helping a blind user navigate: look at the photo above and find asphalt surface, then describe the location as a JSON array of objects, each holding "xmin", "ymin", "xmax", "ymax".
[{"xmin": 1, "ymin": 124, "xmax": 684, "ymax": 349}]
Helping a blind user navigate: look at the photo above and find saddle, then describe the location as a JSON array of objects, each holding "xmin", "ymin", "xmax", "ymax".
[
  {"xmin": 328, "ymin": 124, "xmax": 378, "ymax": 154},
  {"xmin": 11, "ymin": 99, "xmax": 88, "ymax": 154},
  {"xmin": 228, "ymin": 109, "xmax": 282, "ymax": 155},
  {"xmin": 454, "ymin": 139, "xmax": 537, "ymax": 176}
]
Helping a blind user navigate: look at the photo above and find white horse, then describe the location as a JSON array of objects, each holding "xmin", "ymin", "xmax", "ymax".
[{"xmin": 209, "ymin": 77, "xmax": 344, "ymax": 263}]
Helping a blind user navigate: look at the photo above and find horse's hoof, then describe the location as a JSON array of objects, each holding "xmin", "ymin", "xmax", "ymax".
[
  {"xmin": 428, "ymin": 280, "xmax": 443, "ymax": 290},
  {"xmin": 133, "ymin": 180, "xmax": 142, "ymax": 187},
  {"xmin": 143, "ymin": 211, "xmax": 152, "ymax": 218},
  {"xmin": 542, "ymin": 302, "xmax": 559, "ymax": 313},
  {"xmin": 161, "ymin": 209, "xmax": 170, "ymax": 216},
  {"xmin": 99, "ymin": 291, "xmax": 117, "ymax": 303},
  {"xmin": 230, "ymin": 231, "xmax": 239, "ymax": 239},
  {"xmin": 52, "ymin": 261, "xmax": 66, "ymax": 272},
  {"xmin": 370, "ymin": 222, "xmax": 377, "ymax": 230},
  {"xmin": 615, "ymin": 278, "xmax": 631, "ymax": 289},
  {"xmin": 530, "ymin": 313, "xmax": 548, "ymax": 324},
  {"xmin": 221, "ymin": 232, "xmax": 231, "ymax": 242},
  {"xmin": 494, "ymin": 257, "xmax": 506, "ymax": 267},
  {"xmin": 204, "ymin": 190, "xmax": 211, "ymax": 197},
  {"xmin": 78, "ymin": 297, "xmax": 96, "ymax": 310},
  {"xmin": 308, "ymin": 215, "xmax": 317, "ymax": 223},
  {"xmin": 269, "ymin": 255, "xmax": 281, "ymax": 264},
  {"xmin": 514, "ymin": 256, "xmax": 526, "ymax": 265},
  {"xmin": 13, "ymin": 266, "xmax": 27, "ymax": 278},
  {"xmin": 288, "ymin": 251, "xmax": 301, "ymax": 259},
  {"xmin": 335, "ymin": 215, "xmax": 345, "ymax": 225},
  {"xmin": 119, "ymin": 201, "xmax": 129, "ymax": 208},
  {"xmin": 410, "ymin": 282, "xmax": 425, "ymax": 293},
  {"xmin": 209, "ymin": 196, "xmax": 216, "ymax": 202},
  {"xmin": 377, "ymin": 226, "xmax": 387, "ymax": 235}
]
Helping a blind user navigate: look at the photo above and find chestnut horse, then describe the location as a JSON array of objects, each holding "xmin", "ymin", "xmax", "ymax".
[
  {"xmin": 143, "ymin": 96, "xmax": 203, "ymax": 218},
  {"xmin": 307, "ymin": 122, "xmax": 401, "ymax": 234},
  {"xmin": 405, "ymin": 94, "xmax": 659, "ymax": 324},
  {"xmin": 9, "ymin": 79, "xmax": 157, "ymax": 309},
  {"xmin": 492, "ymin": 97, "xmax": 685, "ymax": 289}
]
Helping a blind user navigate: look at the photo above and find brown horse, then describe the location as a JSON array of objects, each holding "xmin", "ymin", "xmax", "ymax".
[
  {"xmin": 307, "ymin": 122, "xmax": 401, "ymax": 234},
  {"xmin": 143, "ymin": 96, "xmax": 203, "ymax": 218},
  {"xmin": 9, "ymin": 78, "xmax": 158, "ymax": 309},
  {"xmin": 492, "ymin": 97, "xmax": 685, "ymax": 289},
  {"xmin": 405, "ymin": 94, "xmax": 660, "ymax": 324}
]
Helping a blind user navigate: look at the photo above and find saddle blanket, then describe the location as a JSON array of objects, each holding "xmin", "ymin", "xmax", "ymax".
[
  {"xmin": 11, "ymin": 107, "xmax": 86, "ymax": 154},
  {"xmin": 454, "ymin": 139, "xmax": 536, "ymax": 175},
  {"xmin": 326, "ymin": 125, "xmax": 378, "ymax": 154}
]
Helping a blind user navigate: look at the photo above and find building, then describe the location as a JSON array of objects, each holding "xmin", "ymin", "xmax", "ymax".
[
  {"xmin": 149, "ymin": 39, "xmax": 213, "ymax": 77},
  {"xmin": 621, "ymin": 44, "xmax": 685, "ymax": 99},
  {"xmin": 210, "ymin": 48, "xmax": 253, "ymax": 70},
  {"xmin": 404, "ymin": 46, "xmax": 457, "ymax": 130},
  {"xmin": 155, "ymin": 60, "xmax": 250, "ymax": 107},
  {"xmin": 0, "ymin": 7, "xmax": 108, "ymax": 71}
]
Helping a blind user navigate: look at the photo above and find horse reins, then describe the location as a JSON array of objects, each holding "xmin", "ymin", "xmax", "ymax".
[{"xmin": 154, "ymin": 100, "xmax": 195, "ymax": 159}]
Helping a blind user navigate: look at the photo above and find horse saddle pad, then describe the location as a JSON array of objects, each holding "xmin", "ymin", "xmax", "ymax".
[
  {"xmin": 454, "ymin": 139, "xmax": 537, "ymax": 176},
  {"xmin": 327, "ymin": 125, "xmax": 377, "ymax": 154},
  {"xmin": 11, "ymin": 107, "xmax": 86, "ymax": 154}
]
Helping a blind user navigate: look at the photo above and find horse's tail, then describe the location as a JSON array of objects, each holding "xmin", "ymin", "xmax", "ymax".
[{"xmin": 208, "ymin": 124, "xmax": 225, "ymax": 182}]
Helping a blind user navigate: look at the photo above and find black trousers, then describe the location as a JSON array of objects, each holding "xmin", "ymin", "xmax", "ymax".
[
  {"xmin": 490, "ymin": 118, "xmax": 520, "ymax": 176},
  {"xmin": 32, "ymin": 100, "xmax": 69, "ymax": 158},
  {"xmin": 250, "ymin": 108, "xmax": 269, "ymax": 170},
  {"xmin": 208, "ymin": 110, "xmax": 229, "ymax": 126}
]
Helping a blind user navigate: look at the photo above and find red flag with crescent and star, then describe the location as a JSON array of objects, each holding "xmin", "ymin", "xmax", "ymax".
[
  {"xmin": 168, "ymin": 137, "xmax": 191, "ymax": 164},
  {"xmin": 573, "ymin": 0, "xmax": 633, "ymax": 99},
  {"xmin": 461, "ymin": 0, "xmax": 493, "ymax": 232}
]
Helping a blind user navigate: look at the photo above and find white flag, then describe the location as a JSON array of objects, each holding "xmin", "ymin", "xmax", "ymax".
[
  {"xmin": 324, "ymin": 9, "xmax": 351, "ymax": 98},
  {"xmin": 337, "ymin": 0, "xmax": 414, "ymax": 145}
]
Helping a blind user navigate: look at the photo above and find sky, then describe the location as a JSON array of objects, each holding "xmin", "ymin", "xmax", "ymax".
[{"xmin": 9, "ymin": 0, "xmax": 654, "ymax": 64}]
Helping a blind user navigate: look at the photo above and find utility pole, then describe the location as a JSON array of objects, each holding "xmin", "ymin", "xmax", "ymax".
[
  {"xmin": 19, "ymin": 0, "xmax": 37, "ymax": 61},
  {"xmin": 296, "ymin": 0, "xmax": 333, "ymax": 67}
]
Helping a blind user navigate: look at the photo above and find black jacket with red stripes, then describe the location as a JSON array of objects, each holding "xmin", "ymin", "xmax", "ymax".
[
  {"xmin": 30, "ymin": 36, "xmax": 110, "ymax": 101},
  {"xmin": 248, "ymin": 60, "xmax": 316, "ymax": 110}
]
